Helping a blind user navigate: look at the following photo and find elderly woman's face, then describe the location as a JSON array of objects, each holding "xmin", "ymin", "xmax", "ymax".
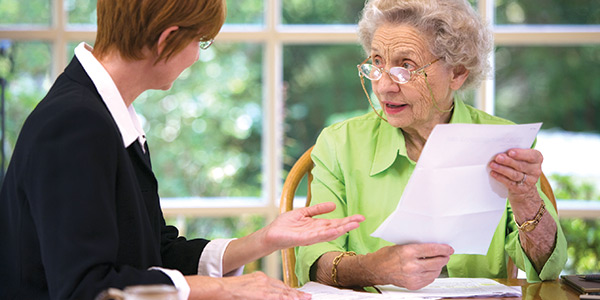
[{"xmin": 370, "ymin": 23, "xmax": 456, "ymax": 130}]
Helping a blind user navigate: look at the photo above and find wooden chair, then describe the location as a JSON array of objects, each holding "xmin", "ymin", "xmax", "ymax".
[
  {"xmin": 279, "ymin": 146, "xmax": 558, "ymax": 287},
  {"xmin": 280, "ymin": 146, "xmax": 314, "ymax": 288}
]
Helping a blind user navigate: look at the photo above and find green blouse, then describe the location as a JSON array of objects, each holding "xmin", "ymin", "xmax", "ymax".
[{"xmin": 295, "ymin": 99, "xmax": 567, "ymax": 286}]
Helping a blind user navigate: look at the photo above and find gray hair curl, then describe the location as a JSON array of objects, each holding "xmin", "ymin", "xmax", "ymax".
[{"xmin": 357, "ymin": 0, "xmax": 493, "ymax": 90}]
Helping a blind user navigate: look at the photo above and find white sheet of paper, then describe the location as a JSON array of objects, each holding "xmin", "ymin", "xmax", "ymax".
[
  {"xmin": 377, "ymin": 278, "xmax": 522, "ymax": 298},
  {"xmin": 371, "ymin": 123, "xmax": 542, "ymax": 254},
  {"xmin": 298, "ymin": 281, "xmax": 438, "ymax": 299},
  {"xmin": 298, "ymin": 278, "xmax": 521, "ymax": 299}
]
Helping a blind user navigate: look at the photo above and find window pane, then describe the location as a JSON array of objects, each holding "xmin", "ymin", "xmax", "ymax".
[
  {"xmin": 495, "ymin": 0, "xmax": 600, "ymax": 25},
  {"xmin": 281, "ymin": 0, "xmax": 478, "ymax": 25},
  {"xmin": 282, "ymin": 0, "xmax": 365, "ymax": 24},
  {"xmin": 66, "ymin": 0, "xmax": 97, "ymax": 25},
  {"xmin": 225, "ymin": 0, "xmax": 263, "ymax": 25},
  {"xmin": 165, "ymin": 214, "xmax": 266, "ymax": 273},
  {"xmin": 138, "ymin": 43, "xmax": 263, "ymax": 198},
  {"xmin": 560, "ymin": 218, "xmax": 600, "ymax": 274},
  {"xmin": 282, "ymin": 45, "xmax": 366, "ymax": 184},
  {"xmin": 2, "ymin": 41, "xmax": 52, "ymax": 162},
  {"xmin": 494, "ymin": 46, "xmax": 600, "ymax": 200},
  {"xmin": 0, "ymin": 0, "xmax": 51, "ymax": 25}
]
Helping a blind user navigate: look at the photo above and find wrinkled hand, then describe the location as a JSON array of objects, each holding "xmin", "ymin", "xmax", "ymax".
[
  {"xmin": 489, "ymin": 148, "xmax": 543, "ymax": 203},
  {"xmin": 366, "ymin": 243, "xmax": 454, "ymax": 290},
  {"xmin": 263, "ymin": 202, "xmax": 364, "ymax": 250},
  {"xmin": 187, "ymin": 272, "xmax": 310, "ymax": 300}
]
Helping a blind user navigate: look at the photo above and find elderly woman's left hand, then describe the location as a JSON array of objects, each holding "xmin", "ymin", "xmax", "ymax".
[
  {"xmin": 489, "ymin": 147, "xmax": 557, "ymax": 272},
  {"xmin": 489, "ymin": 148, "xmax": 543, "ymax": 204}
]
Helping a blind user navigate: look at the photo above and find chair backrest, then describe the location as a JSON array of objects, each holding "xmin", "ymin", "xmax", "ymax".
[
  {"xmin": 279, "ymin": 146, "xmax": 558, "ymax": 286},
  {"xmin": 280, "ymin": 146, "xmax": 314, "ymax": 288}
]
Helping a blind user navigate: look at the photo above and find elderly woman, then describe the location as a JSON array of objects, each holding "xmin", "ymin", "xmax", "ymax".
[{"xmin": 296, "ymin": 0, "xmax": 567, "ymax": 290}]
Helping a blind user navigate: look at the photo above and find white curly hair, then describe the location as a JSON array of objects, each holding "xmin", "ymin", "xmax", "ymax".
[{"xmin": 357, "ymin": 0, "xmax": 493, "ymax": 90}]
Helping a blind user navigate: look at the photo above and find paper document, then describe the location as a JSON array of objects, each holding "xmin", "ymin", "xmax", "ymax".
[
  {"xmin": 298, "ymin": 281, "xmax": 435, "ymax": 299},
  {"xmin": 371, "ymin": 123, "xmax": 542, "ymax": 254},
  {"xmin": 377, "ymin": 278, "xmax": 522, "ymax": 298},
  {"xmin": 298, "ymin": 278, "xmax": 521, "ymax": 299}
]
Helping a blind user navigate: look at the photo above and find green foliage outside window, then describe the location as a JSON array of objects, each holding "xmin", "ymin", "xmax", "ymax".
[
  {"xmin": 139, "ymin": 43, "xmax": 264, "ymax": 198},
  {"xmin": 495, "ymin": 0, "xmax": 600, "ymax": 24},
  {"xmin": 552, "ymin": 174, "xmax": 600, "ymax": 273},
  {"xmin": 0, "ymin": 0, "xmax": 50, "ymax": 25},
  {"xmin": 282, "ymin": 0, "xmax": 366, "ymax": 24},
  {"xmin": 1, "ymin": 42, "xmax": 52, "ymax": 161},
  {"xmin": 65, "ymin": 0, "xmax": 97, "ymax": 25},
  {"xmin": 495, "ymin": 46, "xmax": 600, "ymax": 133}
]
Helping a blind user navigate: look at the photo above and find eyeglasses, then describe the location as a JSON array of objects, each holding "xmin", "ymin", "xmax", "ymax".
[
  {"xmin": 198, "ymin": 39, "xmax": 214, "ymax": 50},
  {"xmin": 357, "ymin": 56, "xmax": 440, "ymax": 84},
  {"xmin": 356, "ymin": 56, "xmax": 451, "ymax": 122}
]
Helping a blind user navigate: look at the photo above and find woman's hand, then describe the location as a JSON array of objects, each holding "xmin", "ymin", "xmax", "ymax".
[
  {"xmin": 365, "ymin": 244, "xmax": 454, "ymax": 289},
  {"xmin": 316, "ymin": 243, "xmax": 453, "ymax": 290},
  {"xmin": 489, "ymin": 148, "xmax": 543, "ymax": 203},
  {"xmin": 223, "ymin": 202, "xmax": 364, "ymax": 274},
  {"xmin": 489, "ymin": 148, "xmax": 557, "ymax": 271},
  {"xmin": 186, "ymin": 272, "xmax": 311, "ymax": 300},
  {"xmin": 262, "ymin": 202, "xmax": 365, "ymax": 250}
]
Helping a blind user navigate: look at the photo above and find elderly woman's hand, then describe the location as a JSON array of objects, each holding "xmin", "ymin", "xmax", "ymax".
[
  {"xmin": 367, "ymin": 243, "xmax": 454, "ymax": 290},
  {"xmin": 315, "ymin": 243, "xmax": 453, "ymax": 289},
  {"xmin": 489, "ymin": 148, "xmax": 557, "ymax": 272},
  {"xmin": 489, "ymin": 148, "xmax": 543, "ymax": 204}
]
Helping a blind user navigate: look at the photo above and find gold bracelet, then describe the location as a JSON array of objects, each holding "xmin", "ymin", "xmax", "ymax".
[
  {"xmin": 514, "ymin": 202, "xmax": 546, "ymax": 232},
  {"xmin": 331, "ymin": 251, "xmax": 356, "ymax": 286}
]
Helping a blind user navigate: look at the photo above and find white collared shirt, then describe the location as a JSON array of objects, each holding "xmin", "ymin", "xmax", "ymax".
[
  {"xmin": 74, "ymin": 42, "xmax": 242, "ymax": 300},
  {"xmin": 74, "ymin": 42, "xmax": 146, "ymax": 151}
]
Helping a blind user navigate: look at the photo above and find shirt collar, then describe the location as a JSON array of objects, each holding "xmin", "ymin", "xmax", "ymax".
[
  {"xmin": 74, "ymin": 42, "xmax": 147, "ymax": 150},
  {"xmin": 370, "ymin": 114, "xmax": 408, "ymax": 176},
  {"xmin": 369, "ymin": 99, "xmax": 472, "ymax": 176},
  {"xmin": 448, "ymin": 98, "xmax": 473, "ymax": 124}
]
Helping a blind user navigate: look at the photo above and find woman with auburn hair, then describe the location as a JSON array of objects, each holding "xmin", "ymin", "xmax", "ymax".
[{"xmin": 0, "ymin": 0, "xmax": 364, "ymax": 299}]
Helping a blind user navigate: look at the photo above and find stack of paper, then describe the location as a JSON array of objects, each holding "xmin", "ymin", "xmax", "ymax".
[
  {"xmin": 377, "ymin": 278, "xmax": 522, "ymax": 298},
  {"xmin": 298, "ymin": 278, "xmax": 521, "ymax": 299}
]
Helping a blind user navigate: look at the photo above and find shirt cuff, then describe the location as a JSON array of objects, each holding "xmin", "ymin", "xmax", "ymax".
[
  {"xmin": 149, "ymin": 267, "xmax": 190, "ymax": 300},
  {"xmin": 198, "ymin": 238, "xmax": 244, "ymax": 277}
]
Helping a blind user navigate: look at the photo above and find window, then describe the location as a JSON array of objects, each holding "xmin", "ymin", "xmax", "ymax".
[{"xmin": 1, "ymin": 0, "xmax": 598, "ymax": 277}]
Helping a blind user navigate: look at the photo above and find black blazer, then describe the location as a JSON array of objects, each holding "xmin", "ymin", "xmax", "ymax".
[{"xmin": 0, "ymin": 57, "xmax": 209, "ymax": 299}]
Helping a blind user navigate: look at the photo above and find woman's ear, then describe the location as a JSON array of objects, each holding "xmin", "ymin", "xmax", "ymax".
[
  {"xmin": 449, "ymin": 65, "xmax": 470, "ymax": 91},
  {"xmin": 157, "ymin": 26, "xmax": 180, "ymax": 56}
]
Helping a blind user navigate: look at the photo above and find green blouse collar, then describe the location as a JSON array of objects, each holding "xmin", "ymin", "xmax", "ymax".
[{"xmin": 369, "ymin": 99, "xmax": 472, "ymax": 176}]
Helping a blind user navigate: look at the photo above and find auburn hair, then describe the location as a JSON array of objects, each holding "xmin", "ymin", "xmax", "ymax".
[{"xmin": 94, "ymin": 0, "xmax": 226, "ymax": 63}]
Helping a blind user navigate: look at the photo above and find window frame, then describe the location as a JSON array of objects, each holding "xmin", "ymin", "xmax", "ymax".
[{"xmin": 1, "ymin": 0, "xmax": 599, "ymax": 278}]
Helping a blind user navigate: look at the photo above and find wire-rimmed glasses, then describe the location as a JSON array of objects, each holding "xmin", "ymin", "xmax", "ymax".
[
  {"xmin": 356, "ymin": 56, "xmax": 451, "ymax": 122},
  {"xmin": 198, "ymin": 39, "xmax": 214, "ymax": 50},
  {"xmin": 357, "ymin": 56, "xmax": 440, "ymax": 84}
]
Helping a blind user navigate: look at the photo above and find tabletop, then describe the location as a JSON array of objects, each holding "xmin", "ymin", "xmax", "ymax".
[{"xmin": 483, "ymin": 278, "xmax": 580, "ymax": 300}]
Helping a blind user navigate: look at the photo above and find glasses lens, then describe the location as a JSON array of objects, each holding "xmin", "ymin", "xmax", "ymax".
[
  {"xmin": 199, "ymin": 39, "xmax": 213, "ymax": 50},
  {"xmin": 389, "ymin": 67, "xmax": 410, "ymax": 84},
  {"xmin": 359, "ymin": 64, "xmax": 382, "ymax": 80}
]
